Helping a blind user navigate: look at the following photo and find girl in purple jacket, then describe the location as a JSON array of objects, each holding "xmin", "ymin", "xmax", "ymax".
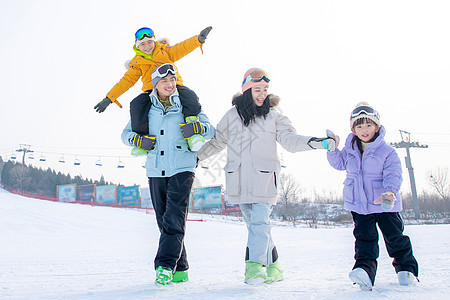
[{"xmin": 327, "ymin": 102, "xmax": 419, "ymax": 291}]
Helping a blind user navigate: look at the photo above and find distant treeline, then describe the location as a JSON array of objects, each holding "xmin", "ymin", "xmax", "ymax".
[{"xmin": 0, "ymin": 156, "xmax": 112, "ymax": 197}]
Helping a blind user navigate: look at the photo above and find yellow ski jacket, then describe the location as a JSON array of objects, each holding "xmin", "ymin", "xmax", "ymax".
[{"xmin": 106, "ymin": 35, "xmax": 202, "ymax": 108}]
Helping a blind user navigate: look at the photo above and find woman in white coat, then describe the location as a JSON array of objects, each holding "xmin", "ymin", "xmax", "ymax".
[{"xmin": 197, "ymin": 68, "xmax": 336, "ymax": 284}]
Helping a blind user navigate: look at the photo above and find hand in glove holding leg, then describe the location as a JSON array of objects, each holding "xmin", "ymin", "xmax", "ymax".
[
  {"xmin": 132, "ymin": 134, "xmax": 156, "ymax": 150},
  {"xmin": 180, "ymin": 117, "xmax": 205, "ymax": 151},
  {"xmin": 130, "ymin": 134, "xmax": 156, "ymax": 156}
]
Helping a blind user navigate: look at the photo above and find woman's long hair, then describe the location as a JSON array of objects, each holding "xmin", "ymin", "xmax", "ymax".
[{"xmin": 232, "ymin": 89, "xmax": 270, "ymax": 127}]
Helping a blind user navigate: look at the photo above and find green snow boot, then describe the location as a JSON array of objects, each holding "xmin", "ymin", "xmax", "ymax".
[
  {"xmin": 265, "ymin": 260, "xmax": 283, "ymax": 283},
  {"xmin": 172, "ymin": 270, "xmax": 189, "ymax": 283},
  {"xmin": 131, "ymin": 146, "xmax": 148, "ymax": 156},
  {"xmin": 244, "ymin": 262, "xmax": 266, "ymax": 284},
  {"xmin": 155, "ymin": 266, "xmax": 173, "ymax": 286}
]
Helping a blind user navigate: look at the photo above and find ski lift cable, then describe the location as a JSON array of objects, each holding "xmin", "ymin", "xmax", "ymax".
[
  {"xmin": 30, "ymin": 150, "xmax": 130, "ymax": 159},
  {"xmin": 31, "ymin": 145, "xmax": 129, "ymax": 150}
]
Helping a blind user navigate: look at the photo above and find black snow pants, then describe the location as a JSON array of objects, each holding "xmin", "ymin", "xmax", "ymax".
[
  {"xmin": 130, "ymin": 85, "xmax": 201, "ymax": 135},
  {"xmin": 351, "ymin": 211, "xmax": 419, "ymax": 284},
  {"xmin": 148, "ymin": 171, "xmax": 195, "ymax": 272}
]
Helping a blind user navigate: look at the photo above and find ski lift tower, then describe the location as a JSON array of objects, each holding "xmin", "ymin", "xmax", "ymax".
[
  {"xmin": 15, "ymin": 144, "xmax": 34, "ymax": 165},
  {"xmin": 390, "ymin": 130, "xmax": 428, "ymax": 219}
]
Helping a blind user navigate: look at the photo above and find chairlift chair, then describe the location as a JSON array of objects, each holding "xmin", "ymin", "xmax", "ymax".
[
  {"xmin": 95, "ymin": 157, "xmax": 102, "ymax": 167},
  {"xmin": 58, "ymin": 155, "xmax": 65, "ymax": 163},
  {"xmin": 10, "ymin": 152, "xmax": 17, "ymax": 160},
  {"xmin": 117, "ymin": 158, "xmax": 125, "ymax": 169},
  {"xmin": 28, "ymin": 153, "xmax": 34, "ymax": 160},
  {"xmin": 74, "ymin": 156, "xmax": 81, "ymax": 166},
  {"xmin": 39, "ymin": 154, "xmax": 46, "ymax": 162}
]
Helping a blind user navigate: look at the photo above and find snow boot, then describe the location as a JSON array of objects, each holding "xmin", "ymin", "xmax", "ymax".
[
  {"xmin": 349, "ymin": 268, "xmax": 373, "ymax": 291},
  {"xmin": 265, "ymin": 260, "xmax": 283, "ymax": 283},
  {"xmin": 155, "ymin": 266, "xmax": 173, "ymax": 286},
  {"xmin": 185, "ymin": 116, "xmax": 205, "ymax": 151},
  {"xmin": 397, "ymin": 271, "xmax": 415, "ymax": 286},
  {"xmin": 131, "ymin": 146, "xmax": 148, "ymax": 156},
  {"xmin": 172, "ymin": 270, "xmax": 189, "ymax": 283},
  {"xmin": 244, "ymin": 262, "xmax": 266, "ymax": 285}
]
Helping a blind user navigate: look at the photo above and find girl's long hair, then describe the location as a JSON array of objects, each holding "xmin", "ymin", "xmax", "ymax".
[{"xmin": 232, "ymin": 89, "xmax": 270, "ymax": 127}]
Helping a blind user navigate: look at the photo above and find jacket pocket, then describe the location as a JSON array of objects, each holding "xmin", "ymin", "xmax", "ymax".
[
  {"xmin": 224, "ymin": 163, "xmax": 240, "ymax": 196},
  {"xmin": 172, "ymin": 144, "xmax": 196, "ymax": 169},
  {"xmin": 251, "ymin": 169, "xmax": 278, "ymax": 197},
  {"xmin": 371, "ymin": 180, "xmax": 384, "ymax": 204},
  {"xmin": 343, "ymin": 178, "xmax": 355, "ymax": 204}
]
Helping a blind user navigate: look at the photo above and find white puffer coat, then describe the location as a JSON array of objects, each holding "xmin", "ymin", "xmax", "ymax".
[{"xmin": 197, "ymin": 95, "xmax": 314, "ymax": 205}]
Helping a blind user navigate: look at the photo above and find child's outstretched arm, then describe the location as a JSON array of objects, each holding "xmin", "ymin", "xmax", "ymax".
[
  {"xmin": 165, "ymin": 26, "xmax": 212, "ymax": 62},
  {"xmin": 326, "ymin": 131, "xmax": 346, "ymax": 171}
]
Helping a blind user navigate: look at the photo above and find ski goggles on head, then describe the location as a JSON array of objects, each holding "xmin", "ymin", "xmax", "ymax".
[
  {"xmin": 350, "ymin": 105, "xmax": 379, "ymax": 119},
  {"xmin": 153, "ymin": 64, "xmax": 177, "ymax": 79},
  {"xmin": 135, "ymin": 27, "xmax": 155, "ymax": 40},
  {"xmin": 242, "ymin": 68, "xmax": 270, "ymax": 86}
]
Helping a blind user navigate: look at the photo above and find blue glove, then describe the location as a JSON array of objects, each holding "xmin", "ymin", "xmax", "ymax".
[
  {"xmin": 132, "ymin": 134, "xmax": 156, "ymax": 151},
  {"xmin": 180, "ymin": 117, "xmax": 204, "ymax": 138}
]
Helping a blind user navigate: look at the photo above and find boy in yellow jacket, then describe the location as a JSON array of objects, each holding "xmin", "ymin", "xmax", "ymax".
[{"xmin": 94, "ymin": 26, "xmax": 212, "ymax": 152}]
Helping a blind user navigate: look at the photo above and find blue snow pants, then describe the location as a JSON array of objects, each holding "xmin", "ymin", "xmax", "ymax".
[{"xmin": 240, "ymin": 203, "xmax": 278, "ymax": 266}]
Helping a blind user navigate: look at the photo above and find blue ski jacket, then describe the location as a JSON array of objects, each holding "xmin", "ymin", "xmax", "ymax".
[{"xmin": 121, "ymin": 89, "xmax": 215, "ymax": 177}]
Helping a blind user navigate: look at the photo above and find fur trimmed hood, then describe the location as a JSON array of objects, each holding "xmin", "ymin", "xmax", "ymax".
[
  {"xmin": 125, "ymin": 38, "xmax": 171, "ymax": 70},
  {"xmin": 232, "ymin": 93, "xmax": 280, "ymax": 107}
]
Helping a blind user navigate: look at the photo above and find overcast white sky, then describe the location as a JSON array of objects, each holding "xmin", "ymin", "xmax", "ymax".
[{"xmin": 1, "ymin": 0, "xmax": 449, "ymax": 197}]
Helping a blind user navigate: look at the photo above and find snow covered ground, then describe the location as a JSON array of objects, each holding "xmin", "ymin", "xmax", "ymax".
[{"xmin": 1, "ymin": 187, "xmax": 449, "ymax": 300}]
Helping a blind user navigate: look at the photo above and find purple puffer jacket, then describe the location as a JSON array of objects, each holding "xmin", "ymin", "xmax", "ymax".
[{"xmin": 327, "ymin": 126, "xmax": 403, "ymax": 215}]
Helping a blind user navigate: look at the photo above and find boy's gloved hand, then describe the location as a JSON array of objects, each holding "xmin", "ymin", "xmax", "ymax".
[
  {"xmin": 198, "ymin": 26, "xmax": 212, "ymax": 44},
  {"xmin": 180, "ymin": 120, "xmax": 204, "ymax": 138},
  {"xmin": 374, "ymin": 191, "xmax": 396, "ymax": 210},
  {"xmin": 94, "ymin": 97, "xmax": 112, "ymax": 113},
  {"xmin": 132, "ymin": 134, "xmax": 156, "ymax": 151}
]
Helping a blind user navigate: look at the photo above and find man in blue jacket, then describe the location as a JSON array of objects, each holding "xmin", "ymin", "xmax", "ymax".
[{"xmin": 121, "ymin": 63, "xmax": 215, "ymax": 286}]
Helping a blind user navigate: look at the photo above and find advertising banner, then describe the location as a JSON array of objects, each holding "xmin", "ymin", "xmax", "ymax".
[
  {"xmin": 117, "ymin": 185, "xmax": 140, "ymax": 207},
  {"xmin": 58, "ymin": 184, "xmax": 76, "ymax": 202},
  {"xmin": 192, "ymin": 185, "xmax": 223, "ymax": 210},
  {"xmin": 96, "ymin": 185, "xmax": 117, "ymax": 205},
  {"xmin": 76, "ymin": 184, "xmax": 95, "ymax": 203}
]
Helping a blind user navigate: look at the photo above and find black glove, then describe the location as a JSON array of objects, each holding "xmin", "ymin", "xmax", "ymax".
[
  {"xmin": 180, "ymin": 119, "xmax": 204, "ymax": 138},
  {"xmin": 198, "ymin": 26, "xmax": 212, "ymax": 44},
  {"xmin": 94, "ymin": 97, "xmax": 112, "ymax": 113},
  {"xmin": 132, "ymin": 134, "xmax": 156, "ymax": 151}
]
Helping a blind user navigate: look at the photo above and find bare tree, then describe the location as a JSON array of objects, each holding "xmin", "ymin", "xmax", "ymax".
[
  {"xmin": 277, "ymin": 173, "xmax": 301, "ymax": 205},
  {"xmin": 274, "ymin": 173, "xmax": 302, "ymax": 222},
  {"xmin": 427, "ymin": 167, "xmax": 449, "ymax": 202}
]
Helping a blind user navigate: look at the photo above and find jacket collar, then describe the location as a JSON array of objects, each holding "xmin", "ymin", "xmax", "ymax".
[
  {"xmin": 345, "ymin": 125, "xmax": 386, "ymax": 151},
  {"xmin": 150, "ymin": 89, "xmax": 181, "ymax": 111}
]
